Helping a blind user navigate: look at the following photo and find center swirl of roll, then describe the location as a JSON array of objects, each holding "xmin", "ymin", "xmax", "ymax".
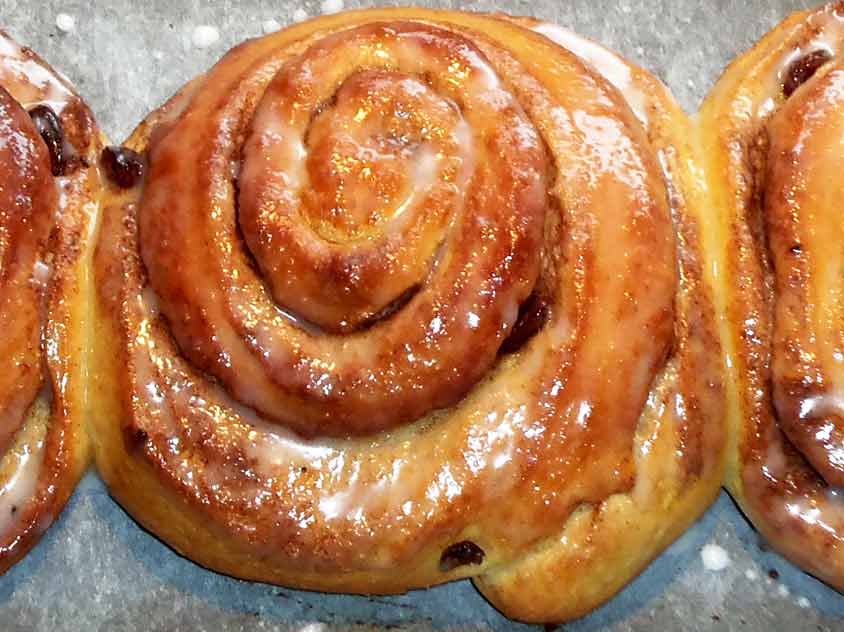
[
  {"xmin": 240, "ymin": 67, "xmax": 475, "ymax": 332},
  {"xmin": 139, "ymin": 23, "xmax": 548, "ymax": 438}
]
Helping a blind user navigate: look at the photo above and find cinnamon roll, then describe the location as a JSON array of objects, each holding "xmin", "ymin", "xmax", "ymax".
[
  {"xmin": 0, "ymin": 31, "xmax": 103, "ymax": 573},
  {"xmin": 90, "ymin": 8, "xmax": 724, "ymax": 622},
  {"xmin": 699, "ymin": 1, "xmax": 844, "ymax": 591}
]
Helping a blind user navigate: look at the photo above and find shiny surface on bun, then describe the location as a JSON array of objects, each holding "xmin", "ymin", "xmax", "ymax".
[
  {"xmin": 0, "ymin": 31, "xmax": 102, "ymax": 574},
  {"xmin": 90, "ymin": 8, "xmax": 724, "ymax": 622}
]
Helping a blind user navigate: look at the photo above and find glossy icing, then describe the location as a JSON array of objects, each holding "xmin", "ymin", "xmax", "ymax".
[
  {"xmin": 766, "ymin": 66, "xmax": 844, "ymax": 486},
  {"xmin": 0, "ymin": 400, "xmax": 46, "ymax": 537},
  {"xmin": 0, "ymin": 34, "xmax": 75, "ymax": 113},
  {"xmin": 0, "ymin": 30, "xmax": 99, "ymax": 570},
  {"xmin": 141, "ymin": 23, "xmax": 548, "ymax": 438},
  {"xmin": 0, "ymin": 85, "xmax": 54, "ymax": 455},
  {"xmin": 531, "ymin": 22, "xmax": 650, "ymax": 124},
  {"xmin": 699, "ymin": 1, "xmax": 844, "ymax": 589},
  {"xmin": 94, "ymin": 9, "xmax": 720, "ymax": 597}
]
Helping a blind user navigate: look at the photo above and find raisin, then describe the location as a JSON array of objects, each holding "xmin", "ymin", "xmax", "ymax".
[
  {"xmin": 124, "ymin": 426, "xmax": 149, "ymax": 452},
  {"xmin": 438, "ymin": 540, "xmax": 485, "ymax": 572},
  {"xmin": 28, "ymin": 104, "xmax": 67, "ymax": 176},
  {"xmin": 783, "ymin": 49, "xmax": 833, "ymax": 97},
  {"xmin": 101, "ymin": 145, "xmax": 145, "ymax": 189}
]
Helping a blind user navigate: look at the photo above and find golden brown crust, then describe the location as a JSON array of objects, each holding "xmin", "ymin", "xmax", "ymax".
[
  {"xmin": 699, "ymin": 1, "xmax": 844, "ymax": 591},
  {"xmin": 91, "ymin": 8, "xmax": 724, "ymax": 622},
  {"xmin": 0, "ymin": 30, "xmax": 104, "ymax": 573}
]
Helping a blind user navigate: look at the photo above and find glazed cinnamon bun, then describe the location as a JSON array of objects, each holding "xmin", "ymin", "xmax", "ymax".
[
  {"xmin": 0, "ymin": 31, "xmax": 103, "ymax": 573},
  {"xmin": 699, "ymin": 1, "xmax": 844, "ymax": 591},
  {"xmin": 90, "ymin": 8, "xmax": 724, "ymax": 622}
]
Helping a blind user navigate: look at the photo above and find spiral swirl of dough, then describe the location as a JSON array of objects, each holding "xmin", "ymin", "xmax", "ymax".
[
  {"xmin": 700, "ymin": 0, "xmax": 844, "ymax": 592},
  {"xmin": 0, "ymin": 31, "xmax": 101, "ymax": 574},
  {"xmin": 92, "ymin": 8, "xmax": 724, "ymax": 622}
]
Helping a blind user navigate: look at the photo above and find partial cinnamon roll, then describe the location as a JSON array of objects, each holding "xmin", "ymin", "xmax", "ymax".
[
  {"xmin": 699, "ymin": 1, "xmax": 844, "ymax": 591},
  {"xmin": 91, "ymin": 8, "xmax": 724, "ymax": 622},
  {"xmin": 0, "ymin": 32, "xmax": 103, "ymax": 573}
]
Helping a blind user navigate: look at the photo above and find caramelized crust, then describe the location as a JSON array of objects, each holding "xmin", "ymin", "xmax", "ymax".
[
  {"xmin": 90, "ymin": 8, "xmax": 724, "ymax": 622},
  {"xmin": 699, "ymin": 1, "xmax": 844, "ymax": 591},
  {"xmin": 0, "ymin": 31, "xmax": 103, "ymax": 573}
]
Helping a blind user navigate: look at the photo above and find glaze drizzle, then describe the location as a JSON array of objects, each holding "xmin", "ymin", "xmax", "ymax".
[
  {"xmin": 0, "ymin": 30, "xmax": 100, "ymax": 572},
  {"xmin": 699, "ymin": 1, "xmax": 844, "ymax": 590},
  {"xmin": 94, "ymin": 10, "xmax": 721, "ymax": 600}
]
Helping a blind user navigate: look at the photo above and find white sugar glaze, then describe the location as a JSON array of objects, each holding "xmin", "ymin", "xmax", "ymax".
[
  {"xmin": 0, "ymin": 33, "xmax": 75, "ymax": 113},
  {"xmin": 531, "ymin": 23, "xmax": 650, "ymax": 125},
  {"xmin": 0, "ymin": 402, "xmax": 46, "ymax": 539}
]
